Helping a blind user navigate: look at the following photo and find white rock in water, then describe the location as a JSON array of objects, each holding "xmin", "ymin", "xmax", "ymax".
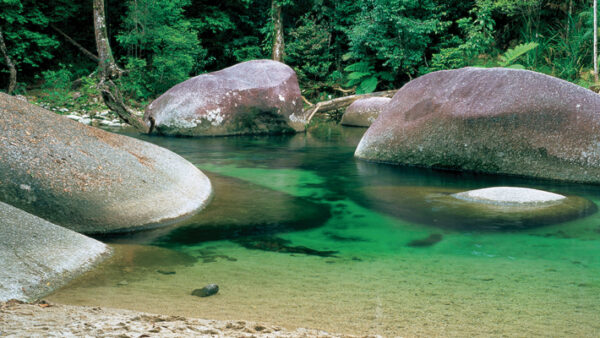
[{"xmin": 452, "ymin": 187, "xmax": 566, "ymax": 205}]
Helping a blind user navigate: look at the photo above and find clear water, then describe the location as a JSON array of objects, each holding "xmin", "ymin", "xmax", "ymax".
[{"xmin": 48, "ymin": 124, "xmax": 600, "ymax": 336}]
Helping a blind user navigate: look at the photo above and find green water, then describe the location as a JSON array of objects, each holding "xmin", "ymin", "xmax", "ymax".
[{"xmin": 49, "ymin": 124, "xmax": 600, "ymax": 336}]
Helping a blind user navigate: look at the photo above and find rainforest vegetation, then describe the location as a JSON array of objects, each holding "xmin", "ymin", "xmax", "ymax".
[{"xmin": 0, "ymin": 0, "xmax": 598, "ymax": 108}]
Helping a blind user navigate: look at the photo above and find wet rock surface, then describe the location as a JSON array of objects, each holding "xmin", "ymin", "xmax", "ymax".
[
  {"xmin": 341, "ymin": 97, "xmax": 390, "ymax": 127},
  {"xmin": 144, "ymin": 60, "xmax": 306, "ymax": 136},
  {"xmin": 0, "ymin": 93, "xmax": 213, "ymax": 234},
  {"xmin": 0, "ymin": 202, "xmax": 111, "ymax": 302},
  {"xmin": 356, "ymin": 67, "xmax": 600, "ymax": 184},
  {"xmin": 358, "ymin": 185, "xmax": 597, "ymax": 231}
]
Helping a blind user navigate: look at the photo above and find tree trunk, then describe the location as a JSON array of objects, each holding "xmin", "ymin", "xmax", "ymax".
[
  {"xmin": 304, "ymin": 90, "xmax": 397, "ymax": 124},
  {"xmin": 271, "ymin": 0, "xmax": 284, "ymax": 62},
  {"xmin": 0, "ymin": 27, "xmax": 17, "ymax": 95},
  {"xmin": 93, "ymin": 0, "xmax": 148, "ymax": 132},
  {"xmin": 594, "ymin": 0, "xmax": 598, "ymax": 83}
]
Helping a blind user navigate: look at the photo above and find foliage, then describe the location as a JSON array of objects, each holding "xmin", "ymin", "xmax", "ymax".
[
  {"xmin": 343, "ymin": 61, "xmax": 393, "ymax": 94},
  {"xmin": 498, "ymin": 42, "xmax": 539, "ymax": 68},
  {"xmin": 4, "ymin": 0, "xmax": 600, "ymax": 104},
  {"xmin": 345, "ymin": 0, "xmax": 443, "ymax": 86},
  {"xmin": 116, "ymin": 0, "xmax": 205, "ymax": 99}
]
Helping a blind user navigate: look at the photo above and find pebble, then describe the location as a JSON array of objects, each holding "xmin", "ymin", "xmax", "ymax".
[{"xmin": 191, "ymin": 284, "xmax": 219, "ymax": 297}]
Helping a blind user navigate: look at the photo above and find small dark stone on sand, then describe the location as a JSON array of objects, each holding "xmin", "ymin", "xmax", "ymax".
[
  {"xmin": 192, "ymin": 284, "xmax": 219, "ymax": 297},
  {"xmin": 156, "ymin": 270, "xmax": 176, "ymax": 275},
  {"xmin": 407, "ymin": 233, "xmax": 443, "ymax": 247}
]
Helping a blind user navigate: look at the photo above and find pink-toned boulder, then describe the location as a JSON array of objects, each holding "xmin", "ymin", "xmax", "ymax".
[
  {"xmin": 341, "ymin": 97, "xmax": 390, "ymax": 127},
  {"xmin": 355, "ymin": 67, "xmax": 600, "ymax": 183},
  {"xmin": 144, "ymin": 60, "xmax": 307, "ymax": 136}
]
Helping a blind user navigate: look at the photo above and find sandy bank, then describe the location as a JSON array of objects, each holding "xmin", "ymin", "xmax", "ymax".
[{"xmin": 0, "ymin": 300, "xmax": 366, "ymax": 337}]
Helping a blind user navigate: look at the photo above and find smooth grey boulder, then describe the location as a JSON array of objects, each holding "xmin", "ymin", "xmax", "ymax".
[
  {"xmin": 144, "ymin": 60, "xmax": 306, "ymax": 136},
  {"xmin": 341, "ymin": 97, "xmax": 390, "ymax": 127},
  {"xmin": 356, "ymin": 67, "xmax": 600, "ymax": 184},
  {"xmin": 0, "ymin": 93, "xmax": 212, "ymax": 234},
  {"xmin": 0, "ymin": 202, "xmax": 111, "ymax": 302}
]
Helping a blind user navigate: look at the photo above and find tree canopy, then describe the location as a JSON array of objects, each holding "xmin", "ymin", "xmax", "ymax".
[{"xmin": 0, "ymin": 0, "xmax": 597, "ymax": 101}]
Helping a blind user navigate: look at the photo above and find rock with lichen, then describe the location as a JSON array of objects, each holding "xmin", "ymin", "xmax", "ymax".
[
  {"xmin": 0, "ymin": 92, "xmax": 212, "ymax": 234},
  {"xmin": 143, "ymin": 60, "xmax": 306, "ymax": 136},
  {"xmin": 341, "ymin": 97, "xmax": 390, "ymax": 127},
  {"xmin": 355, "ymin": 67, "xmax": 600, "ymax": 183}
]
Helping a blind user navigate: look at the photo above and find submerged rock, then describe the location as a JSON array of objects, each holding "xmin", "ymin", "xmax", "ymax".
[
  {"xmin": 355, "ymin": 67, "xmax": 600, "ymax": 184},
  {"xmin": 155, "ymin": 173, "xmax": 331, "ymax": 244},
  {"xmin": 192, "ymin": 284, "xmax": 219, "ymax": 297},
  {"xmin": 235, "ymin": 236, "xmax": 338, "ymax": 257},
  {"xmin": 0, "ymin": 202, "xmax": 111, "ymax": 302},
  {"xmin": 407, "ymin": 234, "xmax": 443, "ymax": 247},
  {"xmin": 358, "ymin": 185, "xmax": 597, "ymax": 231},
  {"xmin": 341, "ymin": 97, "xmax": 390, "ymax": 127},
  {"xmin": 144, "ymin": 60, "xmax": 307, "ymax": 136},
  {"xmin": 452, "ymin": 187, "xmax": 565, "ymax": 205},
  {"xmin": 0, "ymin": 93, "xmax": 212, "ymax": 234}
]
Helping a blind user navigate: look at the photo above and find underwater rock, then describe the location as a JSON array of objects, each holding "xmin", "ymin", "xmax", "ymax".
[
  {"xmin": 144, "ymin": 60, "xmax": 306, "ymax": 136},
  {"xmin": 452, "ymin": 187, "xmax": 565, "ymax": 205},
  {"xmin": 407, "ymin": 233, "xmax": 443, "ymax": 247},
  {"xmin": 235, "ymin": 236, "xmax": 338, "ymax": 257},
  {"xmin": 358, "ymin": 185, "xmax": 597, "ymax": 231},
  {"xmin": 355, "ymin": 67, "xmax": 600, "ymax": 184},
  {"xmin": 192, "ymin": 284, "xmax": 219, "ymax": 297},
  {"xmin": 156, "ymin": 173, "xmax": 331, "ymax": 244},
  {"xmin": 0, "ymin": 93, "xmax": 212, "ymax": 234},
  {"xmin": 0, "ymin": 202, "xmax": 111, "ymax": 302},
  {"xmin": 341, "ymin": 97, "xmax": 390, "ymax": 127}
]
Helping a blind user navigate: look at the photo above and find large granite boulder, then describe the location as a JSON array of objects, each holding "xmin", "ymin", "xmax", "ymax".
[
  {"xmin": 341, "ymin": 97, "xmax": 390, "ymax": 127},
  {"xmin": 144, "ymin": 60, "xmax": 306, "ymax": 136},
  {"xmin": 0, "ymin": 93, "xmax": 212, "ymax": 234},
  {"xmin": 0, "ymin": 202, "xmax": 111, "ymax": 301},
  {"xmin": 355, "ymin": 67, "xmax": 600, "ymax": 183}
]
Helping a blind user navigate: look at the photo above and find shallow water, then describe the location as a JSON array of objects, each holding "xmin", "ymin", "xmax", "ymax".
[{"xmin": 49, "ymin": 124, "xmax": 600, "ymax": 336}]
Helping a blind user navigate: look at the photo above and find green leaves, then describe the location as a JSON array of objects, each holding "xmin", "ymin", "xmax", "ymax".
[
  {"xmin": 343, "ymin": 61, "xmax": 393, "ymax": 94},
  {"xmin": 499, "ymin": 42, "xmax": 539, "ymax": 68}
]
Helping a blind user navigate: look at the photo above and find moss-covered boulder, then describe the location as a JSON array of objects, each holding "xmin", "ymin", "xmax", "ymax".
[
  {"xmin": 0, "ymin": 93, "xmax": 212, "ymax": 234},
  {"xmin": 144, "ymin": 60, "xmax": 306, "ymax": 136},
  {"xmin": 355, "ymin": 67, "xmax": 600, "ymax": 184}
]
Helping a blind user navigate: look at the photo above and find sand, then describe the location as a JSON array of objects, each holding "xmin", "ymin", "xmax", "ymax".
[{"xmin": 0, "ymin": 300, "xmax": 361, "ymax": 337}]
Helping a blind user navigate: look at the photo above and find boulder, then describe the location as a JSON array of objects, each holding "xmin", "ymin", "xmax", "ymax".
[
  {"xmin": 341, "ymin": 97, "xmax": 390, "ymax": 127},
  {"xmin": 0, "ymin": 202, "xmax": 111, "ymax": 302},
  {"xmin": 358, "ymin": 185, "xmax": 596, "ymax": 231},
  {"xmin": 0, "ymin": 93, "xmax": 212, "ymax": 234},
  {"xmin": 355, "ymin": 67, "xmax": 600, "ymax": 183},
  {"xmin": 144, "ymin": 60, "xmax": 306, "ymax": 136}
]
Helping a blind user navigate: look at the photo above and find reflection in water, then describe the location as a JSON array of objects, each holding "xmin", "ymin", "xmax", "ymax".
[{"xmin": 50, "ymin": 123, "xmax": 600, "ymax": 336}]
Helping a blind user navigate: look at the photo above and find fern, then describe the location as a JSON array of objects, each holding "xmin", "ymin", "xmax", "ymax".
[{"xmin": 499, "ymin": 42, "xmax": 539, "ymax": 67}]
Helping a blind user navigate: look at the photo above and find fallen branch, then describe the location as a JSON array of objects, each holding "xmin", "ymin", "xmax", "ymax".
[
  {"xmin": 301, "ymin": 95, "xmax": 313, "ymax": 106},
  {"xmin": 51, "ymin": 24, "xmax": 100, "ymax": 63},
  {"xmin": 304, "ymin": 89, "xmax": 397, "ymax": 124}
]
